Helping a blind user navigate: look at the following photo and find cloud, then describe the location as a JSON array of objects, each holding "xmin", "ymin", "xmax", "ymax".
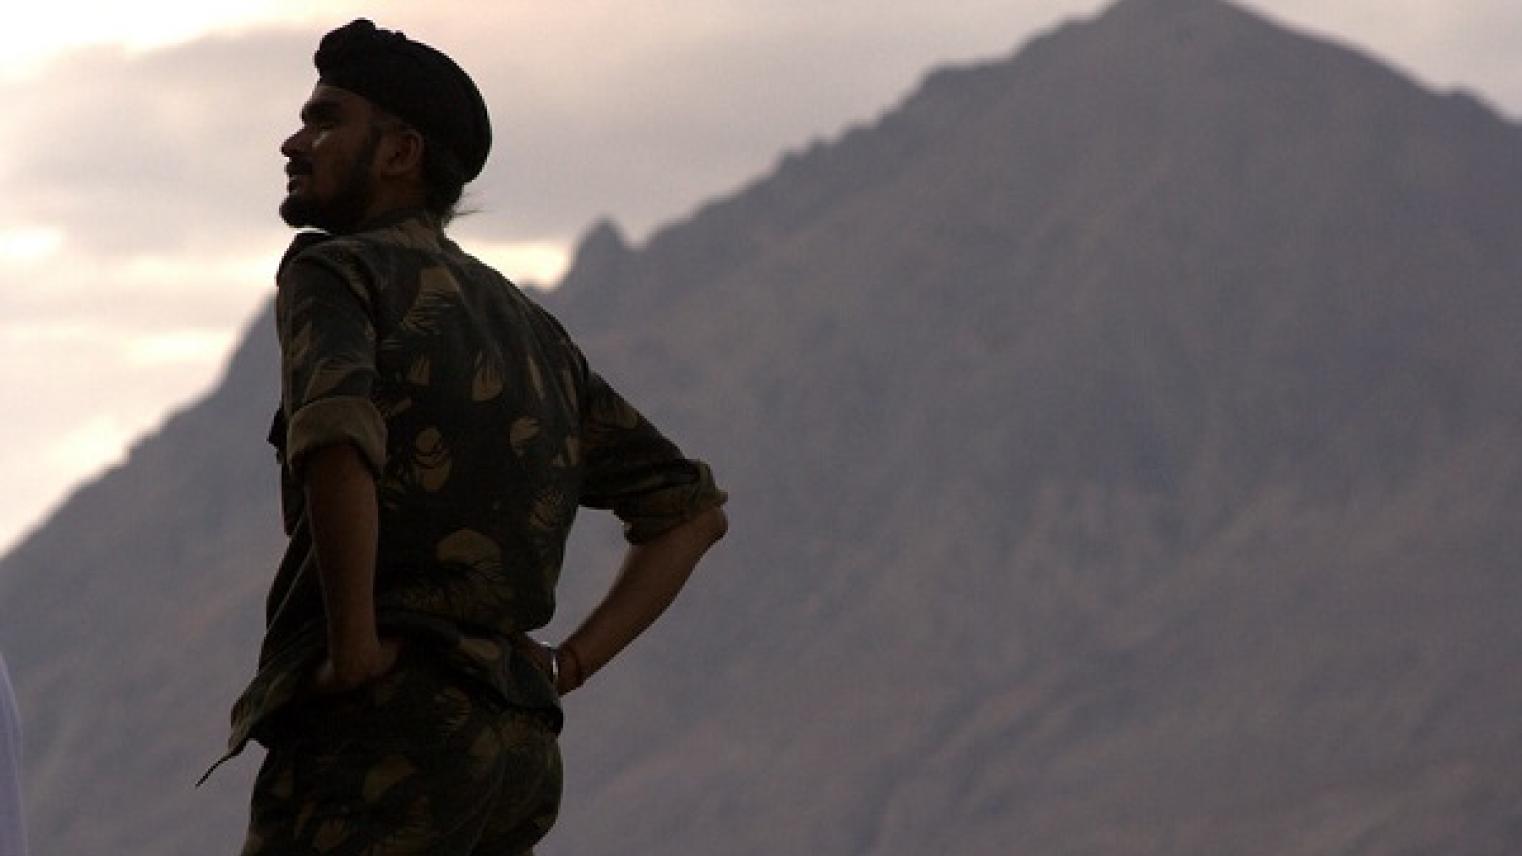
[
  {"xmin": 0, "ymin": 225, "xmax": 65, "ymax": 264},
  {"xmin": 453, "ymin": 236, "xmax": 573, "ymax": 290},
  {"xmin": 2, "ymin": 31, "xmax": 311, "ymax": 258},
  {"xmin": 5, "ymin": 3, "xmax": 1052, "ymax": 261},
  {"xmin": 0, "ymin": 313, "xmax": 242, "ymax": 554}
]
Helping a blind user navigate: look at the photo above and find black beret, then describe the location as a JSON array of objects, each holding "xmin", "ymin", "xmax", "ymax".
[{"xmin": 315, "ymin": 19, "xmax": 492, "ymax": 182}]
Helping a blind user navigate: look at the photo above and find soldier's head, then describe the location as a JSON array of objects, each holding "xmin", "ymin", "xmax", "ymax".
[{"xmin": 279, "ymin": 19, "xmax": 491, "ymax": 233}]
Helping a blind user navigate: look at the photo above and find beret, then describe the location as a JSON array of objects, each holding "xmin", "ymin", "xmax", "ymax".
[{"xmin": 315, "ymin": 19, "xmax": 492, "ymax": 182}]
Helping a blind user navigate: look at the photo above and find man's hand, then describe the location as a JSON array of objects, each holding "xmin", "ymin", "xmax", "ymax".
[
  {"xmin": 301, "ymin": 442, "xmax": 386, "ymax": 696},
  {"xmin": 511, "ymin": 635, "xmax": 581, "ymax": 696},
  {"xmin": 558, "ymin": 506, "xmax": 727, "ymax": 691},
  {"xmin": 309, "ymin": 636, "xmax": 403, "ymax": 695}
]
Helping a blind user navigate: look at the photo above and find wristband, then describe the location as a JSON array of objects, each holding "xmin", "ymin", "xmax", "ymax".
[{"xmin": 543, "ymin": 642, "xmax": 559, "ymax": 687}]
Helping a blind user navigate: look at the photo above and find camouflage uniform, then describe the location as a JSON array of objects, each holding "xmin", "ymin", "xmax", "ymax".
[{"xmin": 225, "ymin": 209, "xmax": 726, "ymax": 854}]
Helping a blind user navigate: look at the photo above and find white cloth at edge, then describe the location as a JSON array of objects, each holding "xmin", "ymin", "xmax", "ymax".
[{"xmin": 0, "ymin": 654, "xmax": 26, "ymax": 856}]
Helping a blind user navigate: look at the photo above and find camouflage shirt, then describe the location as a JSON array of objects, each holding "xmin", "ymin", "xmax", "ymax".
[{"xmin": 226, "ymin": 209, "xmax": 725, "ymax": 756}]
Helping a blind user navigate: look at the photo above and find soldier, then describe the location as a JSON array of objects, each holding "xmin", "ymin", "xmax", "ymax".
[{"xmin": 221, "ymin": 19, "xmax": 728, "ymax": 854}]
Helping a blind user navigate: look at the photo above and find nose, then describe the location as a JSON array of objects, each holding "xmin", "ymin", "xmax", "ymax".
[{"xmin": 280, "ymin": 128, "xmax": 306, "ymax": 159}]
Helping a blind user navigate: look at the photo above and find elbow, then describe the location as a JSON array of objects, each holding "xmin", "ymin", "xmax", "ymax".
[
  {"xmin": 639, "ymin": 505, "xmax": 727, "ymax": 552},
  {"xmin": 693, "ymin": 506, "xmax": 728, "ymax": 547}
]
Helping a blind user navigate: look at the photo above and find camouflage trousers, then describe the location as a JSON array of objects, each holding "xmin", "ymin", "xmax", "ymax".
[{"xmin": 240, "ymin": 647, "xmax": 562, "ymax": 855}]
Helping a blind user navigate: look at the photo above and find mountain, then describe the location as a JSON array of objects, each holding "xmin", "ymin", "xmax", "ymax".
[{"xmin": 4, "ymin": 0, "xmax": 1522, "ymax": 852}]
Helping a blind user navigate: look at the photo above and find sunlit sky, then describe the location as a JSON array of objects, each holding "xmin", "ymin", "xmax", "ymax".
[{"xmin": 1, "ymin": 0, "xmax": 1520, "ymax": 555}]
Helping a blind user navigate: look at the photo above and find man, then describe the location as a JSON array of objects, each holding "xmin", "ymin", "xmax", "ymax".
[
  {"xmin": 0, "ymin": 653, "xmax": 24, "ymax": 856},
  {"xmin": 223, "ymin": 19, "xmax": 728, "ymax": 854}
]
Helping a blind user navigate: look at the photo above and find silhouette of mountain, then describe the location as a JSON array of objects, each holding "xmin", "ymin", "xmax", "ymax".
[{"xmin": 4, "ymin": 0, "xmax": 1522, "ymax": 851}]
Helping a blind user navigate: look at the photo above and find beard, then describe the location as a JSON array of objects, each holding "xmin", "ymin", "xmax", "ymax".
[{"xmin": 279, "ymin": 129, "xmax": 381, "ymax": 233}]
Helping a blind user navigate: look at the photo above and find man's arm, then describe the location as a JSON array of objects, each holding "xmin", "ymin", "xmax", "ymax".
[
  {"xmin": 274, "ymin": 242, "xmax": 393, "ymax": 692},
  {"xmin": 552, "ymin": 506, "xmax": 728, "ymax": 693},
  {"xmin": 303, "ymin": 442, "xmax": 397, "ymax": 693}
]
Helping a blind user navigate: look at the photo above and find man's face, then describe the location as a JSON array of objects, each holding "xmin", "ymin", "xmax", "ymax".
[{"xmin": 279, "ymin": 84, "xmax": 383, "ymax": 233}]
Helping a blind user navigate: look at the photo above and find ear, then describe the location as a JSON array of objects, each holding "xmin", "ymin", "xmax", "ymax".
[{"xmin": 376, "ymin": 127, "xmax": 425, "ymax": 179}]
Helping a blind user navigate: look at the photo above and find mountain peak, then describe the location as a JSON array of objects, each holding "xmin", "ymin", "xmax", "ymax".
[
  {"xmin": 576, "ymin": 217, "xmax": 629, "ymax": 259},
  {"xmin": 553, "ymin": 217, "xmax": 632, "ymax": 300},
  {"xmin": 1110, "ymin": 0, "xmax": 1223, "ymax": 12},
  {"xmin": 1100, "ymin": 0, "xmax": 1254, "ymax": 25}
]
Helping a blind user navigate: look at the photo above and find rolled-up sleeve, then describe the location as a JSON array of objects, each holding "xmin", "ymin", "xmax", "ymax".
[
  {"xmin": 579, "ymin": 372, "xmax": 727, "ymax": 544},
  {"xmin": 275, "ymin": 248, "xmax": 387, "ymax": 478}
]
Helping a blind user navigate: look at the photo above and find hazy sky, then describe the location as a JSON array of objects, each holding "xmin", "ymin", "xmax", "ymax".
[{"xmin": 1, "ymin": 0, "xmax": 1519, "ymax": 554}]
